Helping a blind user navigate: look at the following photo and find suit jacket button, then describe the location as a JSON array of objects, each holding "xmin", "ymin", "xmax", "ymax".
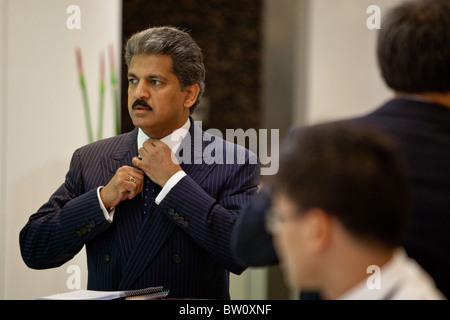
[
  {"xmin": 172, "ymin": 255, "xmax": 182, "ymax": 264},
  {"xmin": 168, "ymin": 208, "xmax": 175, "ymax": 216},
  {"xmin": 103, "ymin": 254, "xmax": 111, "ymax": 263}
]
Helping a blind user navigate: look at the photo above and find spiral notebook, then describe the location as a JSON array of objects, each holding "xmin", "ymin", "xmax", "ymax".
[{"xmin": 38, "ymin": 286, "xmax": 169, "ymax": 300}]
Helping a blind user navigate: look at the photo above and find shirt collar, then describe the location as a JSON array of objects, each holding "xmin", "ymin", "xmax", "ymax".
[
  {"xmin": 137, "ymin": 118, "xmax": 191, "ymax": 154},
  {"xmin": 338, "ymin": 248, "xmax": 406, "ymax": 300}
]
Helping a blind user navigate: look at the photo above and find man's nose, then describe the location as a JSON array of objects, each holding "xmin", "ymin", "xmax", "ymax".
[{"xmin": 135, "ymin": 81, "xmax": 150, "ymax": 100}]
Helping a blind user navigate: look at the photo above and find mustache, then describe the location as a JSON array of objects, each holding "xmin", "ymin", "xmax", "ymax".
[{"xmin": 132, "ymin": 99, "xmax": 152, "ymax": 110}]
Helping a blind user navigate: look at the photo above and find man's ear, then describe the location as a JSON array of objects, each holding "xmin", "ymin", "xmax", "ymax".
[
  {"xmin": 305, "ymin": 208, "xmax": 333, "ymax": 253},
  {"xmin": 183, "ymin": 83, "xmax": 200, "ymax": 109}
]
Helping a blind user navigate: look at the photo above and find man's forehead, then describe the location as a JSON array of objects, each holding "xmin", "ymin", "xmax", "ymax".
[{"xmin": 128, "ymin": 54, "xmax": 174, "ymax": 74}]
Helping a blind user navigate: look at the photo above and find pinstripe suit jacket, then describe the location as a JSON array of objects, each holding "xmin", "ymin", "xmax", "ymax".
[{"xmin": 20, "ymin": 119, "xmax": 260, "ymax": 299}]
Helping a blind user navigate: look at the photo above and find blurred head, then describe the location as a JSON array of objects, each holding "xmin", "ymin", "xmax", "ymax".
[
  {"xmin": 270, "ymin": 122, "xmax": 410, "ymax": 289},
  {"xmin": 377, "ymin": 0, "xmax": 450, "ymax": 93}
]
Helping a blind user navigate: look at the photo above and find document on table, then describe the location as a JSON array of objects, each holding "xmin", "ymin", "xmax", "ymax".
[{"xmin": 38, "ymin": 286, "xmax": 169, "ymax": 300}]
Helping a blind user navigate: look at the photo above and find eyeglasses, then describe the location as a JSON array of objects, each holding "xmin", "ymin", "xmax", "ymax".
[
  {"xmin": 265, "ymin": 208, "xmax": 279, "ymax": 235},
  {"xmin": 265, "ymin": 207, "xmax": 306, "ymax": 235}
]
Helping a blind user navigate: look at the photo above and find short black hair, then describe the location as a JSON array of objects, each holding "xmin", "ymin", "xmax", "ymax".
[
  {"xmin": 377, "ymin": 0, "xmax": 450, "ymax": 93},
  {"xmin": 275, "ymin": 122, "xmax": 411, "ymax": 249}
]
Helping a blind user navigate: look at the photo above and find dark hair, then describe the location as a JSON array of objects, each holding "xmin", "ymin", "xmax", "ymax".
[
  {"xmin": 275, "ymin": 122, "xmax": 411, "ymax": 248},
  {"xmin": 125, "ymin": 26, "xmax": 206, "ymax": 112},
  {"xmin": 377, "ymin": 0, "xmax": 450, "ymax": 93}
]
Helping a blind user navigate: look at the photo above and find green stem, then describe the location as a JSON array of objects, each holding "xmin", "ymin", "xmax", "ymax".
[
  {"xmin": 110, "ymin": 70, "xmax": 120, "ymax": 135},
  {"xmin": 80, "ymin": 75, "xmax": 93, "ymax": 143},
  {"xmin": 97, "ymin": 80, "xmax": 105, "ymax": 140}
]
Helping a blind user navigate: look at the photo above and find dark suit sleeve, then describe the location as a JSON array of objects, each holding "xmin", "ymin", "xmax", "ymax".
[
  {"xmin": 231, "ymin": 186, "xmax": 279, "ymax": 266},
  {"xmin": 19, "ymin": 148, "xmax": 111, "ymax": 269},
  {"xmin": 157, "ymin": 160, "xmax": 260, "ymax": 275},
  {"xmin": 228, "ymin": 126, "xmax": 305, "ymax": 267}
]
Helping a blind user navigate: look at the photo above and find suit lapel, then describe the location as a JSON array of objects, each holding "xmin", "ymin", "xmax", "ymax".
[
  {"xmin": 177, "ymin": 118, "xmax": 217, "ymax": 182},
  {"xmin": 100, "ymin": 128, "xmax": 139, "ymax": 183},
  {"xmin": 118, "ymin": 119, "xmax": 217, "ymax": 289},
  {"xmin": 100, "ymin": 128, "xmax": 144, "ymax": 264}
]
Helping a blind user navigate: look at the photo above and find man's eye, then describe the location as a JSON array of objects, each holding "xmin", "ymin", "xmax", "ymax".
[
  {"xmin": 128, "ymin": 79, "xmax": 138, "ymax": 84},
  {"xmin": 151, "ymin": 79, "xmax": 162, "ymax": 85}
]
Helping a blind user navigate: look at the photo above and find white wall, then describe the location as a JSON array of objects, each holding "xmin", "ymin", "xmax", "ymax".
[
  {"xmin": 0, "ymin": 0, "xmax": 121, "ymax": 299},
  {"xmin": 0, "ymin": 0, "xmax": 7, "ymax": 300},
  {"xmin": 295, "ymin": 0, "xmax": 404, "ymax": 125}
]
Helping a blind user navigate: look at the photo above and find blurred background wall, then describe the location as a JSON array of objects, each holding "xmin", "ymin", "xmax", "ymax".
[{"xmin": 1, "ymin": 0, "xmax": 402, "ymax": 299}]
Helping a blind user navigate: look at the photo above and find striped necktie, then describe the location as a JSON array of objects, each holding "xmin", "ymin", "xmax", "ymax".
[{"xmin": 143, "ymin": 175, "xmax": 160, "ymax": 215}]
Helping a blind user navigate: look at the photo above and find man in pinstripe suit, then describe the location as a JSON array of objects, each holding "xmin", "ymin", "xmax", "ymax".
[{"xmin": 20, "ymin": 27, "xmax": 260, "ymax": 299}]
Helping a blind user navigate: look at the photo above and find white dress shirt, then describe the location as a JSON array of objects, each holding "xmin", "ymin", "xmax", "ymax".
[
  {"xmin": 98, "ymin": 118, "xmax": 190, "ymax": 222},
  {"xmin": 339, "ymin": 249, "xmax": 446, "ymax": 300}
]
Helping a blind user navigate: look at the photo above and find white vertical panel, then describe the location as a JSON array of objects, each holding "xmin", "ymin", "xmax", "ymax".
[
  {"xmin": 295, "ymin": 0, "xmax": 403, "ymax": 125},
  {"xmin": 0, "ymin": 0, "xmax": 8, "ymax": 299},
  {"xmin": 2, "ymin": 0, "xmax": 121, "ymax": 299}
]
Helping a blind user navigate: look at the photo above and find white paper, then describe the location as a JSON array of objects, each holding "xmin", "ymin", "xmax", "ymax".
[{"xmin": 38, "ymin": 289, "xmax": 124, "ymax": 300}]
